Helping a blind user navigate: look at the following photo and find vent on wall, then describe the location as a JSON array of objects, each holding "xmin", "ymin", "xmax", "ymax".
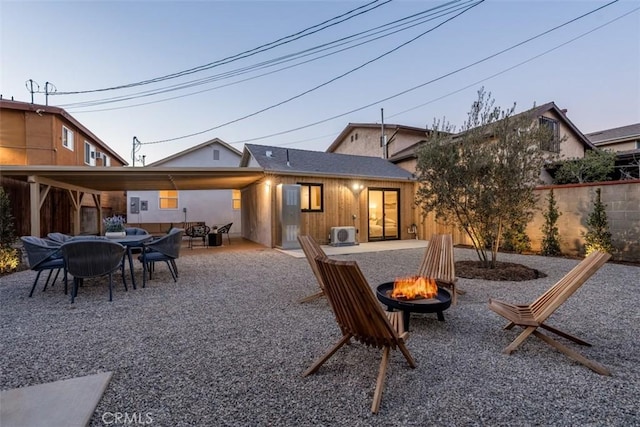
[{"xmin": 329, "ymin": 226, "xmax": 357, "ymax": 247}]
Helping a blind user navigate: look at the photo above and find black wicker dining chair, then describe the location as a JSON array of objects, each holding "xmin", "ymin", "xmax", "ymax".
[
  {"xmin": 216, "ymin": 222, "xmax": 233, "ymax": 245},
  {"xmin": 21, "ymin": 236, "xmax": 67, "ymax": 297},
  {"xmin": 138, "ymin": 228, "xmax": 184, "ymax": 288},
  {"xmin": 61, "ymin": 239, "xmax": 127, "ymax": 303}
]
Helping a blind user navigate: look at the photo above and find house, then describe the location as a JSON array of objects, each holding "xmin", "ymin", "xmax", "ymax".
[
  {"xmin": 239, "ymin": 144, "xmax": 416, "ymax": 248},
  {"xmin": 326, "ymin": 123, "xmax": 435, "ymax": 161},
  {"xmin": 0, "ymin": 99, "xmax": 128, "ymax": 236},
  {"xmin": 586, "ymin": 123, "xmax": 640, "ymax": 180},
  {"xmin": 586, "ymin": 123, "xmax": 640, "ymax": 152},
  {"xmin": 125, "ymin": 138, "xmax": 243, "ymax": 234},
  {"xmin": 327, "ymin": 103, "xmax": 596, "ymax": 184}
]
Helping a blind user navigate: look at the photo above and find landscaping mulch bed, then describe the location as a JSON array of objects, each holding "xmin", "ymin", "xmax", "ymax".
[{"xmin": 455, "ymin": 260, "xmax": 546, "ymax": 281}]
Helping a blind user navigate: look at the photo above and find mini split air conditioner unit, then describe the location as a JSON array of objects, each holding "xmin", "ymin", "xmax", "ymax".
[{"xmin": 329, "ymin": 226, "xmax": 357, "ymax": 247}]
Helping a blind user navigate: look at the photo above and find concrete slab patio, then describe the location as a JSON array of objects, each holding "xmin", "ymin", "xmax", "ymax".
[{"xmin": 0, "ymin": 372, "xmax": 112, "ymax": 427}]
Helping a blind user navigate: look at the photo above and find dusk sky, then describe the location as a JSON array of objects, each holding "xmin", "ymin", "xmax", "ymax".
[{"xmin": 2, "ymin": 0, "xmax": 639, "ymax": 165}]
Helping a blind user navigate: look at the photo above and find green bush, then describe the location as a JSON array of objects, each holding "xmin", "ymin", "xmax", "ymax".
[
  {"xmin": 583, "ymin": 188, "xmax": 614, "ymax": 255},
  {"xmin": 502, "ymin": 217, "xmax": 532, "ymax": 254},
  {"xmin": 0, "ymin": 246, "xmax": 19, "ymax": 274},
  {"xmin": 541, "ymin": 189, "xmax": 562, "ymax": 256}
]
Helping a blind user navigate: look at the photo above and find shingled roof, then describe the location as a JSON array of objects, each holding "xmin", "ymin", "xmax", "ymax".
[
  {"xmin": 241, "ymin": 144, "xmax": 414, "ymax": 181},
  {"xmin": 585, "ymin": 123, "xmax": 640, "ymax": 146}
]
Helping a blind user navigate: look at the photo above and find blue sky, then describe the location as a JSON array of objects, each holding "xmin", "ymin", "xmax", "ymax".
[{"xmin": 2, "ymin": 0, "xmax": 639, "ymax": 165}]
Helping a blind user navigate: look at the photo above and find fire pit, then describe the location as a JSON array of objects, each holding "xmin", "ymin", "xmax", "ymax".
[{"xmin": 376, "ymin": 280, "xmax": 452, "ymax": 330}]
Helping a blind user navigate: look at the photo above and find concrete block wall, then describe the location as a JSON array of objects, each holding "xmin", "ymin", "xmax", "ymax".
[{"xmin": 529, "ymin": 180, "xmax": 640, "ymax": 262}]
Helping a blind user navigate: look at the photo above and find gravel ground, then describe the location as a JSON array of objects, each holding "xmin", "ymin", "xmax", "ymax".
[{"xmin": 1, "ymin": 246, "xmax": 638, "ymax": 426}]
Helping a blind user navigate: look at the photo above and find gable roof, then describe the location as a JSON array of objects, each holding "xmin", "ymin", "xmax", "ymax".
[
  {"xmin": 326, "ymin": 123, "xmax": 429, "ymax": 153},
  {"xmin": 148, "ymin": 138, "xmax": 241, "ymax": 166},
  {"xmin": 387, "ymin": 102, "xmax": 597, "ymax": 163},
  {"xmin": 241, "ymin": 144, "xmax": 414, "ymax": 181},
  {"xmin": 0, "ymin": 99, "xmax": 128, "ymax": 165},
  {"xmin": 585, "ymin": 123, "xmax": 640, "ymax": 146}
]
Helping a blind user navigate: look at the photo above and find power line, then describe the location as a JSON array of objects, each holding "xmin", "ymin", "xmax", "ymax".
[
  {"xmin": 388, "ymin": 6, "xmax": 640, "ymax": 120},
  {"xmin": 63, "ymin": 0, "xmax": 470, "ymax": 111},
  {"xmin": 49, "ymin": 0, "xmax": 392, "ymax": 96},
  {"xmin": 228, "ymin": 1, "xmax": 632, "ymax": 147},
  {"xmin": 139, "ymin": 1, "xmax": 483, "ymax": 145}
]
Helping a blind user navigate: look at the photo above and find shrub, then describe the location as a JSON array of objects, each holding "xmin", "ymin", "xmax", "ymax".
[
  {"xmin": 0, "ymin": 246, "xmax": 19, "ymax": 274},
  {"xmin": 541, "ymin": 189, "xmax": 562, "ymax": 256},
  {"xmin": 583, "ymin": 188, "xmax": 614, "ymax": 255}
]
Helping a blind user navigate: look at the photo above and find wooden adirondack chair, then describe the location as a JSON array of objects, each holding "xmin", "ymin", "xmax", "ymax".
[
  {"xmin": 488, "ymin": 250, "xmax": 611, "ymax": 375},
  {"xmin": 304, "ymin": 256, "xmax": 416, "ymax": 414},
  {"xmin": 417, "ymin": 234, "xmax": 462, "ymax": 304},
  {"xmin": 297, "ymin": 235, "xmax": 328, "ymax": 303}
]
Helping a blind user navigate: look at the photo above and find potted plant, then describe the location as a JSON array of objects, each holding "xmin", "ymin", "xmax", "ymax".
[{"xmin": 103, "ymin": 215, "xmax": 126, "ymax": 238}]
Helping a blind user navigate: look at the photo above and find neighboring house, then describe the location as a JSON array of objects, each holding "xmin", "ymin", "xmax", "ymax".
[
  {"xmin": 126, "ymin": 138, "xmax": 243, "ymax": 233},
  {"xmin": 0, "ymin": 99, "xmax": 128, "ymax": 236},
  {"xmin": 239, "ymin": 144, "xmax": 415, "ymax": 248},
  {"xmin": 328, "ymin": 103, "xmax": 596, "ymax": 184},
  {"xmin": 326, "ymin": 123, "xmax": 435, "ymax": 160},
  {"xmin": 586, "ymin": 123, "xmax": 640, "ymax": 180},
  {"xmin": 586, "ymin": 123, "xmax": 640, "ymax": 152}
]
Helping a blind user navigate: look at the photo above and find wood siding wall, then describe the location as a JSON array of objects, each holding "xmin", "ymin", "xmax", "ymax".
[{"xmin": 274, "ymin": 175, "xmax": 415, "ymax": 245}]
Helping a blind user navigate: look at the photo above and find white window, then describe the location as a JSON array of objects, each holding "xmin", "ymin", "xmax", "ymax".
[
  {"xmin": 159, "ymin": 190, "xmax": 178, "ymax": 209},
  {"xmin": 103, "ymin": 154, "xmax": 111, "ymax": 167},
  {"xmin": 213, "ymin": 149, "xmax": 220, "ymax": 161},
  {"xmin": 232, "ymin": 189, "xmax": 241, "ymax": 210},
  {"xmin": 62, "ymin": 126, "xmax": 74, "ymax": 151},
  {"xmin": 84, "ymin": 141, "xmax": 96, "ymax": 166}
]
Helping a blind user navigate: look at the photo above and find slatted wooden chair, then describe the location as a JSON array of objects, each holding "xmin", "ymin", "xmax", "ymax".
[
  {"xmin": 417, "ymin": 234, "xmax": 463, "ymax": 304},
  {"xmin": 488, "ymin": 250, "xmax": 611, "ymax": 375},
  {"xmin": 304, "ymin": 256, "xmax": 416, "ymax": 414},
  {"xmin": 296, "ymin": 235, "xmax": 328, "ymax": 303}
]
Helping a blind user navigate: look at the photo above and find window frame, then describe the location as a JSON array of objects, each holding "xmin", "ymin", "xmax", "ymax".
[
  {"xmin": 158, "ymin": 190, "xmax": 179, "ymax": 210},
  {"xmin": 62, "ymin": 126, "xmax": 74, "ymax": 151},
  {"xmin": 298, "ymin": 182, "xmax": 323, "ymax": 212},
  {"xmin": 232, "ymin": 189, "xmax": 241, "ymax": 210},
  {"xmin": 539, "ymin": 117, "xmax": 560, "ymax": 153},
  {"xmin": 84, "ymin": 140, "xmax": 96, "ymax": 166}
]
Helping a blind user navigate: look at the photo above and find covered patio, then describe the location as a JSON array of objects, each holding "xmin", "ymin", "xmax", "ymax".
[{"xmin": 1, "ymin": 244, "xmax": 637, "ymax": 425}]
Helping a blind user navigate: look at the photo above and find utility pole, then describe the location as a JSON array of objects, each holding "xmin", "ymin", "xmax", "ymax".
[
  {"xmin": 25, "ymin": 79, "xmax": 39, "ymax": 104},
  {"xmin": 380, "ymin": 108, "xmax": 387, "ymax": 159},
  {"xmin": 132, "ymin": 136, "xmax": 140, "ymax": 167}
]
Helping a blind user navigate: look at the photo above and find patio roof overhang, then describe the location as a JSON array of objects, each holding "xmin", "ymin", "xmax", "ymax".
[
  {"xmin": 0, "ymin": 166, "xmax": 266, "ymax": 191},
  {"xmin": 0, "ymin": 166, "xmax": 266, "ymax": 237}
]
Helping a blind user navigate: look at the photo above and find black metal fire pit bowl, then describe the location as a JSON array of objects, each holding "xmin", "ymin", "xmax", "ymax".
[{"xmin": 376, "ymin": 281, "xmax": 452, "ymax": 330}]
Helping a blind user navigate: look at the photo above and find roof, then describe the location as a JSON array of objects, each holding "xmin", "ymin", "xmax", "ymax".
[
  {"xmin": 326, "ymin": 123, "xmax": 429, "ymax": 153},
  {"xmin": 148, "ymin": 138, "xmax": 241, "ymax": 166},
  {"xmin": 387, "ymin": 102, "xmax": 597, "ymax": 163},
  {"xmin": 241, "ymin": 144, "xmax": 414, "ymax": 181},
  {"xmin": 0, "ymin": 166, "xmax": 265, "ymax": 192},
  {"xmin": 0, "ymin": 99, "xmax": 129, "ymax": 165},
  {"xmin": 585, "ymin": 123, "xmax": 640, "ymax": 145}
]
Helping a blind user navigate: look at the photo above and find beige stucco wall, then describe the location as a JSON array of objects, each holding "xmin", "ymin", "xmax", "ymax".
[
  {"xmin": 596, "ymin": 141, "xmax": 637, "ymax": 152},
  {"xmin": 330, "ymin": 127, "xmax": 428, "ymax": 159},
  {"xmin": 331, "ymin": 127, "xmax": 386, "ymax": 158}
]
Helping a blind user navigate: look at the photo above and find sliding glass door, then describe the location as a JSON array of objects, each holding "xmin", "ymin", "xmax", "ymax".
[{"xmin": 368, "ymin": 189, "xmax": 399, "ymax": 241}]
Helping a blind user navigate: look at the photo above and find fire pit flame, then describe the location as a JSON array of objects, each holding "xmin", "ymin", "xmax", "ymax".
[{"xmin": 391, "ymin": 276, "xmax": 438, "ymax": 300}]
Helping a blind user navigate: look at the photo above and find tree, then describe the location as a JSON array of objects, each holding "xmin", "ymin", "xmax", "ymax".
[
  {"xmin": 583, "ymin": 188, "xmax": 614, "ymax": 255},
  {"xmin": 540, "ymin": 189, "xmax": 562, "ymax": 256},
  {"xmin": 415, "ymin": 88, "xmax": 553, "ymax": 268},
  {"xmin": 554, "ymin": 149, "xmax": 616, "ymax": 184}
]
